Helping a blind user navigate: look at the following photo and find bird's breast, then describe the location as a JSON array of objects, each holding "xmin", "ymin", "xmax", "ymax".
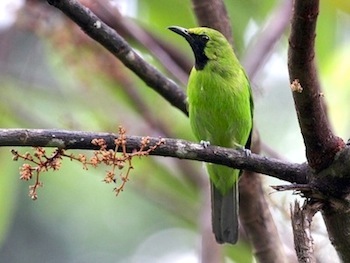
[{"xmin": 187, "ymin": 67, "xmax": 252, "ymax": 146}]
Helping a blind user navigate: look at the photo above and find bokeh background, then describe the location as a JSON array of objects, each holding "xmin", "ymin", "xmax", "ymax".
[{"xmin": 0, "ymin": 0, "xmax": 349, "ymax": 262}]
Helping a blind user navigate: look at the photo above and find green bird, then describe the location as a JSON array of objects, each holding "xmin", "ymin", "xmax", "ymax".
[{"xmin": 169, "ymin": 26, "xmax": 253, "ymax": 244}]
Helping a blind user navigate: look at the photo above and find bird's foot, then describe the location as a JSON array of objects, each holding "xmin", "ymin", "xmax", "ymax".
[
  {"xmin": 200, "ymin": 140, "xmax": 211, "ymax": 148},
  {"xmin": 243, "ymin": 148, "xmax": 251, "ymax": 157},
  {"xmin": 232, "ymin": 142, "xmax": 251, "ymax": 156}
]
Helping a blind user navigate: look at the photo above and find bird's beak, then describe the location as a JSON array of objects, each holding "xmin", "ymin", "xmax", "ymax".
[{"xmin": 168, "ymin": 26, "xmax": 192, "ymax": 43}]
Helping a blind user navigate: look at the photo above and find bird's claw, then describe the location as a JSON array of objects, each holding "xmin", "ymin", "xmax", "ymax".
[
  {"xmin": 243, "ymin": 148, "xmax": 251, "ymax": 157},
  {"xmin": 200, "ymin": 140, "xmax": 210, "ymax": 148},
  {"xmin": 232, "ymin": 142, "xmax": 251, "ymax": 156}
]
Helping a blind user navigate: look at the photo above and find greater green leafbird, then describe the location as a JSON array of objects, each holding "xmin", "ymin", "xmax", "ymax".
[{"xmin": 168, "ymin": 26, "xmax": 253, "ymax": 244}]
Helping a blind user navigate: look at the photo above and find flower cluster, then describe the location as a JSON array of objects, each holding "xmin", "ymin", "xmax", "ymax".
[
  {"xmin": 11, "ymin": 148, "xmax": 64, "ymax": 200},
  {"xmin": 11, "ymin": 127, "xmax": 165, "ymax": 199}
]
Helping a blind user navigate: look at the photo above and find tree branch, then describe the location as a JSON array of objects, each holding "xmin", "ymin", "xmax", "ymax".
[
  {"xmin": 189, "ymin": 2, "xmax": 289, "ymax": 261},
  {"xmin": 189, "ymin": 2, "xmax": 249, "ymax": 260},
  {"xmin": 88, "ymin": 0, "xmax": 189, "ymax": 85},
  {"xmin": 288, "ymin": 0, "xmax": 344, "ymax": 171},
  {"xmin": 191, "ymin": 0, "xmax": 233, "ymax": 44},
  {"xmin": 0, "ymin": 128, "xmax": 310, "ymax": 184},
  {"xmin": 239, "ymin": 170, "xmax": 288, "ymax": 263},
  {"xmin": 46, "ymin": 0, "xmax": 188, "ymax": 115},
  {"xmin": 323, "ymin": 206, "xmax": 350, "ymax": 262},
  {"xmin": 199, "ymin": 179, "xmax": 222, "ymax": 263},
  {"xmin": 287, "ymin": 1, "xmax": 350, "ymax": 261}
]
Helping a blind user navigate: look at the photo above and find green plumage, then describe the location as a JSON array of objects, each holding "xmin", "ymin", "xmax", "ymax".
[{"xmin": 169, "ymin": 26, "xmax": 253, "ymax": 244}]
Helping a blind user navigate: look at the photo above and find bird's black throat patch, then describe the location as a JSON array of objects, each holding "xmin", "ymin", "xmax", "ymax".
[{"xmin": 188, "ymin": 33, "xmax": 209, "ymax": 70}]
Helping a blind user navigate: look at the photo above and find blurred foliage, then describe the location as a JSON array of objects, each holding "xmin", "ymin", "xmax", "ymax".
[{"xmin": 0, "ymin": 0, "xmax": 349, "ymax": 262}]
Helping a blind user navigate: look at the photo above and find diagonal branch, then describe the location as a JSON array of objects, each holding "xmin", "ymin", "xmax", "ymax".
[
  {"xmin": 0, "ymin": 128, "xmax": 310, "ymax": 184},
  {"xmin": 190, "ymin": 1, "xmax": 288, "ymax": 261},
  {"xmin": 192, "ymin": 0, "xmax": 233, "ymax": 44},
  {"xmin": 89, "ymin": 0, "xmax": 189, "ymax": 85},
  {"xmin": 46, "ymin": 0, "xmax": 188, "ymax": 115},
  {"xmin": 239, "ymin": 170, "xmax": 289, "ymax": 263},
  {"xmin": 288, "ymin": 0, "xmax": 344, "ymax": 171},
  {"xmin": 288, "ymin": 2, "xmax": 350, "ymax": 261},
  {"xmin": 323, "ymin": 205, "xmax": 350, "ymax": 262}
]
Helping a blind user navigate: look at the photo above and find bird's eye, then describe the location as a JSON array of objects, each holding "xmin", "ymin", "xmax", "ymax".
[{"xmin": 201, "ymin": 35, "xmax": 209, "ymax": 41}]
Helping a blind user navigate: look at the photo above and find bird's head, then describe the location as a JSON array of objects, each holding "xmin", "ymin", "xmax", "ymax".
[{"xmin": 168, "ymin": 26, "xmax": 232, "ymax": 70}]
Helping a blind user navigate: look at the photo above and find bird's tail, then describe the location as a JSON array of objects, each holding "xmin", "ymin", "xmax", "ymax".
[{"xmin": 208, "ymin": 165, "xmax": 239, "ymax": 244}]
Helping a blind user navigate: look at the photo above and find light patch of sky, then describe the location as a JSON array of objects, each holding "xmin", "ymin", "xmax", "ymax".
[
  {"xmin": 244, "ymin": 19, "xmax": 259, "ymax": 47},
  {"xmin": 0, "ymin": 0, "xmax": 23, "ymax": 29},
  {"xmin": 109, "ymin": 0, "xmax": 138, "ymax": 17},
  {"xmin": 130, "ymin": 228, "xmax": 199, "ymax": 263}
]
